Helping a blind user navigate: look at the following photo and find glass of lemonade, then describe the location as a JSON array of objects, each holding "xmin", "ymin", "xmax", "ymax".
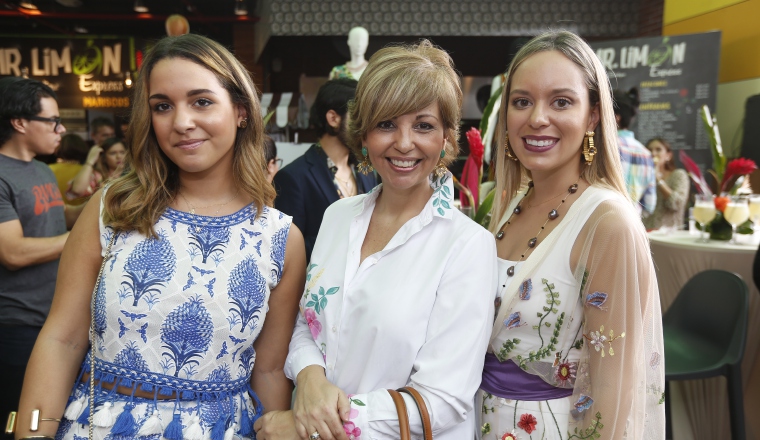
[
  {"xmin": 724, "ymin": 195, "xmax": 750, "ymax": 244},
  {"xmin": 693, "ymin": 194, "xmax": 717, "ymax": 243},
  {"xmin": 749, "ymin": 194, "xmax": 760, "ymax": 224}
]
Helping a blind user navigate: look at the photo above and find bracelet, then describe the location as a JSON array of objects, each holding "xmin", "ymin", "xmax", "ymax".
[
  {"xmin": 19, "ymin": 436, "xmax": 55, "ymax": 440},
  {"xmin": 30, "ymin": 409, "xmax": 61, "ymax": 432}
]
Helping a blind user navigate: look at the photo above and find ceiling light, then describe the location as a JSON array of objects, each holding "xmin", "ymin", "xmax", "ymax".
[
  {"xmin": 234, "ymin": 0, "xmax": 247, "ymax": 16},
  {"xmin": 73, "ymin": 25, "xmax": 88, "ymax": 33},
  {"xmin": 133, "ymin": 0, "xmax": 148, "ymax": 13},
  {"xmin": 19, "ymin": 1, "xmax": 38, "ymax": 10}
]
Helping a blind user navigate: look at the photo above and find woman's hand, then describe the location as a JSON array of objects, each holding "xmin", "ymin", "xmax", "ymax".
[
  {"xmin": 254, "ymin": 410, "xmax": 300, "ymax": 440},
  {"xmin": 293, "ymin": 365, "xmax": 350, "ymax": 440},
  {"xmin": 84, "ymin": 145, "xmax": 102, "ymax": 166}
]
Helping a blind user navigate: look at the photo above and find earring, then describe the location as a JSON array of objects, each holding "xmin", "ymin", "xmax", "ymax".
[
  {"xmin": 238, "ymin": 119, "xmax": 248, "ymax": 129},
  {"xmin": 357, "ymin": 146, "xmax": 374, "ymax": 174},
  {"xmin": 504, "ymin": 132, "xmax": 518, "ymax": 162},
  {"xmin": 582, "ymin": 131, "xmax": 596, "ymax": 165}
]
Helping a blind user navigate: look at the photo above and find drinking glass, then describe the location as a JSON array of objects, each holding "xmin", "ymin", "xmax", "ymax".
[
  {"xmin": 724, "ymin": 195, "xmax": 750, "ymax": 244},
  {"xmin": 692, "ymin": 194, "xmax": 717, "ymax": 243},
  {"xmin": 749, "ymin": 194, "xmax": 760, "ymax": 224}
]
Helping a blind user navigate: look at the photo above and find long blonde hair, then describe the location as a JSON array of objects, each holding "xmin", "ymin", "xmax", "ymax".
[
  {"xmin": 103, "ymin": 34, "xmax": 273, "ymax": 237},
  {"xmin": 489, "ymin": 30, "xmax": 627, "ymax": 234},
  {"xmin": 347, "ymin": 40, "xmax": 462, "ymax": 167}
]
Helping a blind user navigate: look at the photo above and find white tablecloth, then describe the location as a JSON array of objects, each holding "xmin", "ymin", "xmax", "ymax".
[{"xmin": 648, "ymin": 230, "xmax": 760, "ymax": 439}]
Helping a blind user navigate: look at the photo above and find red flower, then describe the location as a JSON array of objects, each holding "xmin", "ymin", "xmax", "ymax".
[
  {"xmin": 501, "ymin": 431, "xmax": 519, "ymax": 440},
  {"xmin": 517, "ymin": 413, "xmax": 537, "ymax": 434},
  {"xmin": 465, "ymin": 127, "xmax": 484, "ymax": 167},
  {"xmin": 721, "ymin": 158, "xmax": 758, "ymax": 192}
]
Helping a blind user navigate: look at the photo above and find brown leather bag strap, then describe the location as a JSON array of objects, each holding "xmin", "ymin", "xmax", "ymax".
[
  {"xmin": 399, "ymin": 387, "xmax": 433, "ymax": 440},
  {"xmin": 387, "ymin": 389, "xmax": 411, "ymax": 440}
]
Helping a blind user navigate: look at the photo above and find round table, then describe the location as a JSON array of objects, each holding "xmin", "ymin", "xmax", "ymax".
[{"xmin": 648, "ymin": 230, "xmax": 760, "ymax": 439}]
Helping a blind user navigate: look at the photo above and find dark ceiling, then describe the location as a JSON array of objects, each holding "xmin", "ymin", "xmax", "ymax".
[{"xmin": 0, "ymin": 0, "xmax": 257, "ymax": 45}]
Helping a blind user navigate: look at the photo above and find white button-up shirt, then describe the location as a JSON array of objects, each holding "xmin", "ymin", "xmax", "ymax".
[{"xmin": 286, "ymin": 173, "xmax": 497, "ymax": 439}]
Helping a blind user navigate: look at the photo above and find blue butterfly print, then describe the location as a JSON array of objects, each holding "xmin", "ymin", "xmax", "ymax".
[
  {"xmin": 504, "ymin": 312, "xmax": 525, "ymax": 329},
  {"xmin": 518, "ymin": 279, "xmax": 532, "ymax": 300},
  {"xmin": 192, "ymin": 266, "xmax": 215, "ymax": 276},
  {"xmin": 182, "ymin": 271, "xmax": 195, "ymax": 292},
  {"xmin": 118, "ymin": 318, "xmax": 129, "ymax": 338},
  {"xmin": 586, "ymin": 292, "xmax": 608, "ymax": 310},
  {"xmin": 254, "ymin": 240, "xmax": 262, "ymax": 257},
  {"xmin": 137, "ymin": 323, "xmax": 148, "ymax": 343},
  {"xmin": 242, "ymin": 228, "xmax": 260, "ymax": 238},
  {"xmin": 574, "ymin": 395, "xmax": 594, "ymax": 412},
  {"xmin": 205, "ymin": 278, "xmax": 216, "ymax": 297},
  {"xmin": 121, "ymin": 310, "xmax": 147, "ymax": 322},
  {"xmin": 240, "ymin": 234, "xmax": 247, "ymax": 250},
  {"xmin": 229, "ymin": 335, "xmax": 246, "ymax": 345},
  {"xmin": 231, "ymin": 345, "xmax": 244, "ymax": 362},
  {"xmin": 216, "ymin": 341, "xmax": 228, "ymax": 360}
]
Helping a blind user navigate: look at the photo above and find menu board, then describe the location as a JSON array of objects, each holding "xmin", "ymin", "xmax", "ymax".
[
  {"xmin": 0, "ymin": 35, "xmax": 140, "ymax": 110},
  {"xmin": 589, "ymin": 31, "xmax": 721, "ymax": 167}
]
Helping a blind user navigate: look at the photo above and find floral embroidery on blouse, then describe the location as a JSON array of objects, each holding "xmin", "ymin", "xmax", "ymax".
[
  {"xmin": 554, "ymin": 361, "xmax": 577, "ymax": 387},
  {"xmin": 501, "ymin": 429, "xmax": 519, "ymax": 440},
  {"xmin": 431, "ymin": 173, "xmax": 453, "ymax": 216},
  {"xmin": 583, "ymin": 325, "xmax": 625, "ymax": 357},
  {"xmin": 518, "ymin": 279, "xmax": 532, "ymax": 300},
  {"xmin": 513, "ymin": 278, "xmax": 566, "ymax": 369},
  {"xmin": 584, "ymin": 292, "xmax": 608, "ymax": 310},
  {"xmin": 568, "ymin": 411, "xmax": 603, "ymax": 439},
  {"xmin": 343, "ymin": 395, "xmax": 366, "ymax": 440},
  {"xmin": 517, "ymin": 413, "xmax": 538, "ymax": 434}
]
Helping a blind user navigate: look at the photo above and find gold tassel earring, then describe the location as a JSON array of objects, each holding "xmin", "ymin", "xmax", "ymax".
[
  {"xmin": 357, "ymin": 146, "xmax": 374, "ymax": 174},
  {"xmin": 505, "ymin": 132, "xmax": 518, "ymax": 162},
  {"xmin": 582, "ymin": 131, "xmax": 596, "ymax": 165}
]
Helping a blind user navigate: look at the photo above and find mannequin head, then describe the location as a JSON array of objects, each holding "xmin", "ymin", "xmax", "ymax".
[{"xmin": 347, "ymin": 27, "xmax": 369, "ymax": 58}]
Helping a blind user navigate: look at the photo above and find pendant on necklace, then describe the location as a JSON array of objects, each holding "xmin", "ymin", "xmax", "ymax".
[
  {"xmin": 513, "ymin": 205, "xmax": 522, "ymax": 215},
  {"xmin": 528, "ymin": 237, "xmax": 537, "ymax": 248},
  {"xmin": 549, "ymin": 209, "xmax": 559, "ymax": 220},
  {"xmin": 507, "ymin": 265, "xmax": 515, "ymax": 276},
  {"xmin": 496, "ymin": 231, "xmax": 505, "ymax": 240}
]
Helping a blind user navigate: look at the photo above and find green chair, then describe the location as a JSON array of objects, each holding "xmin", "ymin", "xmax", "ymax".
[{"xmin": 664, "ymin": 269, "xmax": 749, "ymax": 440}]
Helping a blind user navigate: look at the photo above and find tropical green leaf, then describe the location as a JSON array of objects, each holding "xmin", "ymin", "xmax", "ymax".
[
  {"xmin": 263, "ymin": 110, "xmax": 275, "ymax": 126},
  {"xmin": 479, "ymin": 85, "xmax": 504, "ymax": 135},
  {"xmin": 474, "ymin": 188, "xmax": 496, "ymax": 227}
]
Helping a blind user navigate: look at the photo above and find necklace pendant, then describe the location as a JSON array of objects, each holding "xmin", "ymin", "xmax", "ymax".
[
  {"xmin": 507, "ymin": 265, "xmax": 515, "ymax": 276},
  {"xmin": 568, "ymin": 183, "xmax": 578, "ymax": 194},
  {"xmin": 528, "ymin": 237, "xmax": 537, "ymax": 248},
  {"xmin": 496, "ymin": 230, "xmax": 505, "ymax": 240},
  {"xmin": 549, "ymin": 209, "xmax": 559, "ymax": 220},
  {"xmin": 513, "ymin": 205, "xmax": 522, "ymax": 215},
  {"xmin": 190, "ymin": 208, "xmax": 195, "ymax": 215}
]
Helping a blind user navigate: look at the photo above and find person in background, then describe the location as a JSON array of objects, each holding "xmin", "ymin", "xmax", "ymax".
[
  {"xmin": 49, "ymin": 133, "xmax": 90, "ymax": 206},
  {"xmin": 614, "ymin": 87, "xmax": 657, "ymax": 217},
  {"xmin": 255, "ymin": 40, "xmax": 497, "ymax": 440},
  {"xmin": 273, "ymin": 78, "xmax": 377, "ymax": 261},
  {"xmin": 16, "ymin": 33, "xmax": 305, "ymax": 440},
  {"xmin": 66, "ymin": 137, "xmax": 127, "ymax": 200},
  {"xmin": 481, "ymin": 30, "xmax": 664, "ymax": 439},
  {"xmin": 264, "ymin": 135, "xmax": 281, "ymax": 183},
  {"xmin": 88, "ymin": 116, "xmax": 115, "ymax": 147},
  {"xmin": 0, "ymin": 77, "xmax": 84, "ymax": 437},
  {"xmin": 643, "ymin": 138, "xmax": 689, "ymax": 230}
]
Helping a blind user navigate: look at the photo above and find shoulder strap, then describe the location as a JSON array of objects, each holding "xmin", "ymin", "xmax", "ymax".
[
  {"xmin": 398, "ymin": 387, "xmax": 433, "ymax": 440},
  {"xmin": 387, "ymin": 389, "xmax": 411, "ymax": 440}
]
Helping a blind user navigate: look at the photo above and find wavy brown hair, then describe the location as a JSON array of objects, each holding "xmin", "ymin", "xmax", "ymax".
[
  {"xmin": 103, "ymin": 34, "xmax": 273, "ymax": 237},
  {"xmin": 489, "ymin": 30, "xmax": 628, "ymax": 234},
  {"xmin": 347, "ymin": 39, "xmax": 462, "ymax": 168}
]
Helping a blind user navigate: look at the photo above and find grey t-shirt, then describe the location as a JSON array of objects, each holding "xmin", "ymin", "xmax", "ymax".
[{"xmin": 0, "ymin": 154, "xmax": 67, "ymax": 327}]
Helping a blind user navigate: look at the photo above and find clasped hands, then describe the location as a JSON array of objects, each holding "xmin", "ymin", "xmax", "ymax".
[{"xmin": 255, "ymin": 366, "xmax": 351, "ymax": 440}]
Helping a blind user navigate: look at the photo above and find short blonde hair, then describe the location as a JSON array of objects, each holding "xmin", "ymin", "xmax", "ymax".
[
  {"xmin": 347, "ymin": 40, "xmax": 462, "ymax": 167},
  {"xmin": 489, "ymin": 30, "xmax": 627, "ymax": 233}
]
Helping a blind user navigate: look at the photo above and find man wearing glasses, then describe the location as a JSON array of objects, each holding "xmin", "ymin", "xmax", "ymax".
[{"xmin": 0, "ymin": 77, "xmax": 85, "ymax": 427}]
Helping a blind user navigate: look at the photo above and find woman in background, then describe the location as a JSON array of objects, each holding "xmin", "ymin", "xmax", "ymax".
[
  {"xmin": 480, "ymin": 30, "xmax": 664, "ymax": 439},
  {"xmin": 49, "ymin": 133, "xmax": 89, "ymax": 206},
  {"xmin": 67, "ymin": 137, "xmax": 127, "ymax": 199},
  {"xmin": 643, "ymin": 138, "xmax": 689, "ymax": 230}
]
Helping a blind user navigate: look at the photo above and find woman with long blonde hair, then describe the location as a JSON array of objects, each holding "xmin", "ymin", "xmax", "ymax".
[
  {"xmin": 479, "ymin": 30, "xmax": 664, "ymax": 439},
  {"xmin": 16, "ymin": 33, "xmax": 305, "ymax": 440}
]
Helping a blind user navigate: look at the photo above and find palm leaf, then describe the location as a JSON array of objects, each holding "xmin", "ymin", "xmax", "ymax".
[{"xmin": 474, "ymin": 188, "xmax": 496, "ymax": 227}]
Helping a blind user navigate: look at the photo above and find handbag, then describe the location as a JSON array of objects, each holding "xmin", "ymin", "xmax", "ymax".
[
  {"xmin": 87, "ymin": 233, "xmax": 116, "ymax": 440},
  {"xmin": 387, "ymin": 387, "xmax": 433, "ymax": 440}
]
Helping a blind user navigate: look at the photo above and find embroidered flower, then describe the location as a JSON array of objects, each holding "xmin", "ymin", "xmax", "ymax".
[
  {"xmin": 517, "ymin": 413, "xmax": 537, "ymax": 434},
  {"xmin": 304, "ymin": 308, "xmax": 322, "ymax": 339},
  {"xmin": 650, "ymin": 352, "xmax": 661, "ymax": 369},
  {"xmin": 584, "ymin": 325, "xmax": 625, "ymax": 357},
  {"xmin": 343, "ymin": 421, "xmax": 362, "ymax": 439},
  {"xmin": 501, "ymin": 429, "xmax": 520, "ymax": 440},
  {"xmin": 554, "ymin": 361, "xmax": 577, "ymax": 387},
  {"xmin": 518, "ymin": 279, "xmax": 532, "ymax": 300},
  {"xmin": 588, "ymin": 330, "xmax": 607, "ymax": 353}
]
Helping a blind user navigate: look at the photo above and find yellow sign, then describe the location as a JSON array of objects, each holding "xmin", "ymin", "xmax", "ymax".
[
  {"xmin": 82, "ymin": 96, "xmax": 130, "ymax": 108},
  {"xmin": 664, "ymin": 0, "xmax": 747, "ymax": 25}
]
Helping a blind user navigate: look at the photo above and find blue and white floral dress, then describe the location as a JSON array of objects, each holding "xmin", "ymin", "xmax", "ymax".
[{"xmin": 56, "ymin": 200, "xmax": 291, "ymax": 440}]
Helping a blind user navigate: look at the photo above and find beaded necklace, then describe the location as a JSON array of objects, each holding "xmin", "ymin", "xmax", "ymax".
[
  {"xmin": 178, "ymin": 189, "xmax": 240, "ymax": 233},
  {"xmin": 495, "ymin": 177, "xmax": 581, "ymax": 277}
]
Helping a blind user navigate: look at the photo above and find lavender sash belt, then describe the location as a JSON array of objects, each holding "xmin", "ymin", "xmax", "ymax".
[{"xmin": 480, "ymin": 353, "xmax": 573, "ymax": 401}]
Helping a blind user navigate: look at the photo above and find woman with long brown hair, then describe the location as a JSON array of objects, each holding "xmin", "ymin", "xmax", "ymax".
[{"xmin": 16, "ymin": 33, "xmax": 305, "ymax": 440}]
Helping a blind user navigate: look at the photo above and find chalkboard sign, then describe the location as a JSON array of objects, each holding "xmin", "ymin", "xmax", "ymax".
[{"xmin": 589, "ymin": 31, "xmax": 721, "ymax": 168}]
